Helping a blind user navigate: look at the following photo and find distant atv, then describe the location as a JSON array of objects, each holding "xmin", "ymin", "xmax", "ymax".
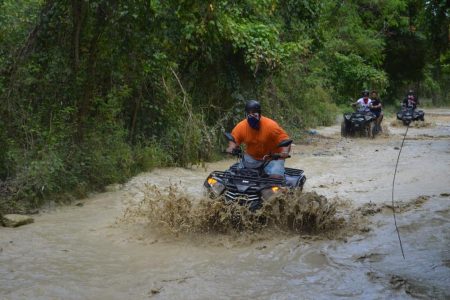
[
  {"xmin": 396, "ymin": 106, "xmax": 425, "ymax": 126},
  {"xmin": 341, "ymin": 108, "xmax": 377, "ymax": 138},
  {"xmin": 204, "ymin": 133, "xmax": 306, "ymax": 211}
]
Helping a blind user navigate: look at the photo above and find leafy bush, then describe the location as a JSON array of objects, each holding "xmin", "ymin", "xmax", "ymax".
[
  {"xmin": 300, "ymin": 86, "xmax": 339, "ymax": 127},
  {"xmin": 1, "ymin": 0, "xmax": 448, "ymax": 214},
  {"xmin": 133, "ymin": 140, "xmax": 174, "ymax": 171},
  {"xmin": 260, "ymin": 60, "xmax": 339, "ymax": 137},
  {"xmin": 7, "ymin": 148, "xmax": 75, "ymax": 207}
]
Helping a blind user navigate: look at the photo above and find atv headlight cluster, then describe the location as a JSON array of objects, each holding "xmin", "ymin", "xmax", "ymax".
[
  {"xmin": 206, "ymin": 177, "xmax": 225, "ymax": 197},
  {"xmin": 261, "ymin": 186, "xmax": 283, "ymax": 201}
]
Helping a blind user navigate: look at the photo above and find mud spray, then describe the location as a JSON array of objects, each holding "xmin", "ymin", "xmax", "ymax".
[{"xmin": 120, "ymin": 184, "xmax": 351, "ymax": 238}]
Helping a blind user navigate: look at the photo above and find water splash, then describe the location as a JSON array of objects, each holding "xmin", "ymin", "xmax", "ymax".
[
  {"xmin": 121, "ymin": 184, "xmax": 343, "ymax": 235},
  {"xmin": 390, "ymin": 119, "xmax": 433, "ymax": 128}
]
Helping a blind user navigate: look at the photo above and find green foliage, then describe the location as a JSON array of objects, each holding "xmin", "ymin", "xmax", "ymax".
[
  {"xmin": 327, "ymin": 52, "xmax": 388, "ymax": 102},
  {"xmin": 13, "ymin": 149, "xmax": 68, "ymax": 205},
  {"xmin": 217, "ymin": 10, "xmax": 307, "ymax": 72},
  {"xmin": 0, "ymin": 0, "xmax": 448, "ymax": 212},
  {"xmin": 0, "ymin": 120, "xmax": 9, "ymax": 179},
  {"xmin": 260, "ymin": 58, "xmax": 338, "ymax": 138},
  {"xmin": 133, "ymin": 140, "xmax": 173, "ymax": 171},
  {"xmin": 76, "ymin": 135, "xmax": 133, "ymax": 189},
  {"xmin": 315, "ymin": 0, "xmax": 395, "ymax": 102},
  {"xmin": 0, "ymin": 0, "xmax": 42, "ymax": 59},
  {"xmin": 300, "ymin": 86, "xmax": 339, "ymax": 127}
]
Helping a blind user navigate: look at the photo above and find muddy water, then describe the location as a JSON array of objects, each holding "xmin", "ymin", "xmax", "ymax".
[{"xmin": 1, "ymin": 110, "xmax": 450, "ymax": 299}]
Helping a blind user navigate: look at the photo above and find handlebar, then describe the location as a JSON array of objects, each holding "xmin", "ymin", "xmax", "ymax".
[
  {"xmin": 232, "ymin": 148, "xmax": 242, "ymax": 156},
  {"xmin": 222, "ymin": 148, "xmax": 242, "ymax": 157},
  {"xmin": 225, "ymin": 149, "xmax": 290, "ymax": 160},
  {"xmin": 270, "ymin": 153, "xmax": 291, "ymax": 160}
]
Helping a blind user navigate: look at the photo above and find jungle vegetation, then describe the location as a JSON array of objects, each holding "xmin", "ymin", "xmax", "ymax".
[{"xmin": 0, "ymin": 0, "xmax": 449, "ymax": 212}]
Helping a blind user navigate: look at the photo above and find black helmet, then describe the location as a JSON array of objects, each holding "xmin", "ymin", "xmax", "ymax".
[
  {"xmin": 245, "ymin": 100, "xmax": 261, "ymax": 114},
  {"xmin": 408, "ymin": 89, "xmax": 414, "ymax": 95},
  {"xmin": 362, "ymin": 90, "xmax": 370, "ymax": 97}
]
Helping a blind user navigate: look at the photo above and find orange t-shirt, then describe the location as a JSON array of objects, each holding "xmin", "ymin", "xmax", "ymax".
[{"xmin": 231, "ymin": 116, "xmax": 290, "ymax": 160}]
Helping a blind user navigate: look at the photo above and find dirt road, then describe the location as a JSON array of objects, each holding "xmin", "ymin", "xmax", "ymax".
[{"xmin": 1, "ymin": 109, "xmax": 449, "ymax": 299}]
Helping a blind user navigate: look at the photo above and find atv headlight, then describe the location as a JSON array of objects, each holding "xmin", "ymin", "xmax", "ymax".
[
  {"xmin": 261, "ymin": 186, "xmax": 282, "ymax": 201},
  {"xmin": 207, "ymin": 177, "xmax": 217, "ymax": 185},
  {"xmin": 206, "ymin": 177, "xmax": 225, "ymax": 197}
]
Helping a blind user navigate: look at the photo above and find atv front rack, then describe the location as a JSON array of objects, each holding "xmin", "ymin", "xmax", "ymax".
[
  {"xmin": 285, "ymin": 167, "xmax": 304, "ymax": 177},
  {"xmin": 209, "ymin": 170, "xmax": 284, "ymax": 205},
  {"xmin": 209, "ymin": 170, "xmax": 285, "ymax": 186}
]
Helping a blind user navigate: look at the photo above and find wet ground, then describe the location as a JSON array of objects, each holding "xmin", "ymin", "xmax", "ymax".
[{"xmin": 1, "ymin": 109, "xmax": 449, "ymax": 299}]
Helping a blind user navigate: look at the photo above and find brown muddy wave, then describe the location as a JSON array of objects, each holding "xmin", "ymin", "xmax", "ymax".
[{"xmin": 120, "ymin": 184, "xmax": 344, "ymax": 236}]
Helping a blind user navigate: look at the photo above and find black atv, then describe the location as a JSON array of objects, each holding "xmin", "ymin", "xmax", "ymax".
[
  {"xmin": 396, "ymin": 106, "xmax": 425, "ymax": 126},
  {"xmin": 341, "ymin": 108, "xmax": 377, "ymax": 138},
  {"xmin": 204, "ymin": 133, "xmax": 306, "ymax": 211}
]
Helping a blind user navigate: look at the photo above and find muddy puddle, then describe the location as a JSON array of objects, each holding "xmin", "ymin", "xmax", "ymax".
[{"xmin": 1, "ymin": 109, "xmax": 449, "ymax": 299}]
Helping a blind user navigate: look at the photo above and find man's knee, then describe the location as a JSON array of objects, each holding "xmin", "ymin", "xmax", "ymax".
[{"xmin": 265, "ymin": 160, "xmax": 285, "ymax": 177}]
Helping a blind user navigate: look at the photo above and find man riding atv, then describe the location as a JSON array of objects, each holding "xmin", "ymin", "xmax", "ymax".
[
  {"xmin": 397, "ymin": 89, "xmax": 425, "ymax": 125},
  {"xmin": 370, "ymin": 90, "xmax": 383, "ymax": 132},
  {"xmin": 402, "ymin": 89, "xmax": 419, "ymax": 110},
  {"xmin": 351, "ymin": 90, "xmax": 372, "ymax": 111},
  {"xmin": 205, "ymin": 100, "xmax": 305, "ymax": 211},
  {"xmin": 225, "ymin": 100, "xmax": 291, "ymax": 179},
  {"xmin": 342, "ymin": 90, "xmax": 378, "ymax": 138}
]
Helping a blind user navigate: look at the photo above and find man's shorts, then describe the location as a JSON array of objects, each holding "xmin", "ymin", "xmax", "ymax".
[
  {"xmin": 239, "ymin": 154, "xmax": 285, "ymax": 176},
  {"xmin": 371, "ymin": 111, "xmax": 381, "ymax": 118}
]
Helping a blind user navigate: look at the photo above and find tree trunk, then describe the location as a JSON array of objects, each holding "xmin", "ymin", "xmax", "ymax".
[
  {"xmin": 75, "ymin": 3, "xmax": 105, "ymax": 143},
  {"xmin": 432, "ymin": 59, "xmax": 441, "ymax": 105},
  {"xmin": 71, "ymin": 0, "xmax": 87, "ymax": 71},
  {"xmin": 130, "ymin": 88, "xmax": 142, "ymax": 144}
]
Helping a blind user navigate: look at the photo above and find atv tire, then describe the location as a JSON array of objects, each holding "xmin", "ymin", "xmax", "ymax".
[
  {"xmin": 371, "ymin": 122, "xmax": 379, "ymax": 137},
  {"xmin": 341, "ymin": 121, "xmax": 348, "ymax": 137},
  {"xmin": 366, "ymin": 122, "xmax": 375, "ymax": 138}
]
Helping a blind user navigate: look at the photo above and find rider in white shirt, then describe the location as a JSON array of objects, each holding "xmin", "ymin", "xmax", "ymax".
[{"xmin": 352, "ymin": 90, "xmax": 372, "ymax": 111}]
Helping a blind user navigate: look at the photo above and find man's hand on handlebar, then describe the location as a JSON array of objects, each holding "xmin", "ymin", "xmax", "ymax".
[
  {"xmin": 280, "ymin": 152, "xmax": 290, "ymax": 159},
  {"xmin": 225, "ymin": 140, "xmax": 239, "ymax": 155},
  {"xmin": 225, "ymin": 146, "xmax": 241, "ymax": 156},
  {"xmin": 231, "ymin": 148, "xmax": 241, "ymax": 155},
  {"xmin": 263, "ymin": 152, "xmax": 290, "ymax": 160}
]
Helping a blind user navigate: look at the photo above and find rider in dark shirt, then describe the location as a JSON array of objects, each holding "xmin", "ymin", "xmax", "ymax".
[
  {"xmin": 370, "ymin": 90, "xmax": 383, "ymax": 130},
  {"xmin": 402, "ymin": 90, "xmax": 418, "ymax": 109}
]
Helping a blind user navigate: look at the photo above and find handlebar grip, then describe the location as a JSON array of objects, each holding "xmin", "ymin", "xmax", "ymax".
[
  {"xmin": 223, "ymin": 149, "xmax": 242, "ymax": 156},
  {"xmin": 232, "ymin": 148, "xmax": 242, "ymax": 155},
  {"xmin": 272, "ymin": 153, "xmax": 288, "ymax": 160},
  {"xmin": 272, "ymin": 153, "xmax": 290, "ymax": 160}
]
